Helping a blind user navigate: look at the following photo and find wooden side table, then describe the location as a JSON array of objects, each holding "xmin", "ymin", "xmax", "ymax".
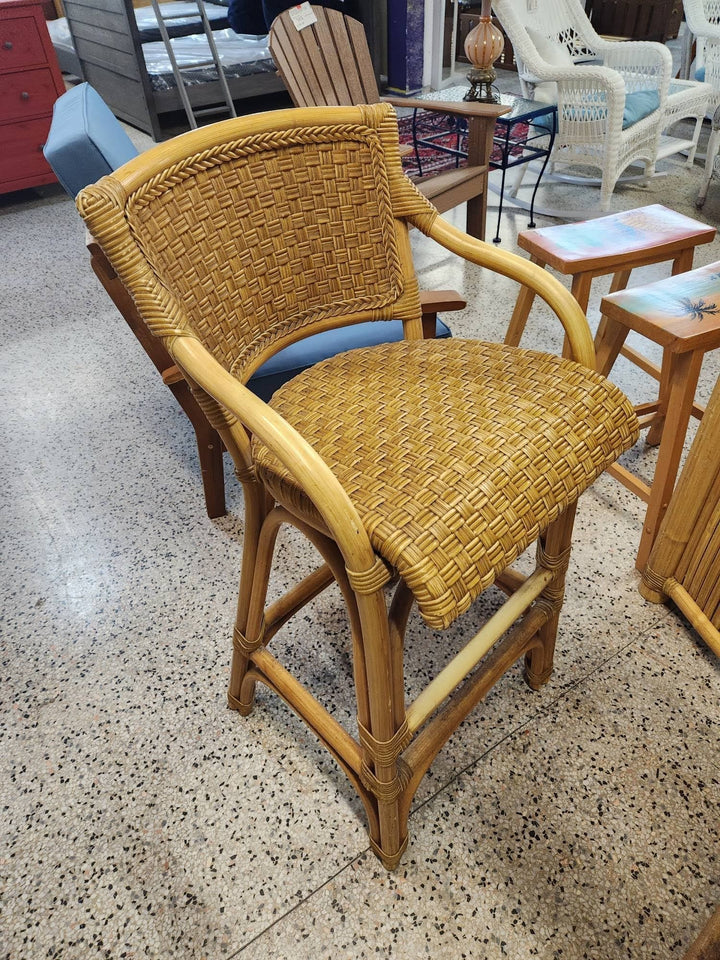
[
  {"xmin": 598, "ymin": 261, "xmax": 720, "ymax": 570},
  {"xmin": 505, "ymin": 205, "xmax": 716, "ymax": 350}
]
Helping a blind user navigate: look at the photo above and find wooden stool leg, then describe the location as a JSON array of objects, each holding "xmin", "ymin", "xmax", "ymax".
[
  {"xmin": 570, "ymin": 271, "xmax": 593, "ymax": 313},
  {"xmin": 671, "ymin": 247, "xmax": 695, "ymax": 276},
  {"xmin": 646, "ymin": 350, "xmax": 673, "ymax": 447},
  {"xmin": 562, "ymin": 271, "xmax": 594, "ymax": 358},
  {"xmin": 594, "ymin": 268, "xmax": 633, "ymax": 372},
  {"xmin": 594, "ymin": 315, "xmax": 630, "ymax": 376},
  {"xmin": 505, "ymin": 255, "xmax": 544, "ymax": 346},
  {"xmin": 636, "ymin": 349, "xmax": 705, "ymax": 571}
]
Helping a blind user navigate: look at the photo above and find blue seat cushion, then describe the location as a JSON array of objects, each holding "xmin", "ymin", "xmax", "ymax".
[
  {"xmin": 43, "ymin": 83, "xmax": 139, "ymax": 197},
  {"xmin": 696, "ymin": 65, "xmax": 706, "ymax": 82},
  {"xmin": 247, "ymin": 318, "xmax": 452, "ymax": 401},
  {"xmin": 622, "ymin": 89, "xmax": 660, "ymax": 129}
]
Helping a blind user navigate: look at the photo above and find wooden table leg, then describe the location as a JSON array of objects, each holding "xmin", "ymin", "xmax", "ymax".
[
  {"xmin": 636, "ymin": 349, "xmax": 704, "ymax": 571},
  {"xmin": 465, "ymin": 113, "xmax": 496, "ymax": 242}
]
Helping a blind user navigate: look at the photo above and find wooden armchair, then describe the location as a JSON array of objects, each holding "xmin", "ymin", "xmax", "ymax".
[
  {"xmin": 76, "ymin": 103, "xmax": 639, "ymax": 867},
  {"xmin": 268, "ymin": 4, "xmax": 509, "ymax": 241}
]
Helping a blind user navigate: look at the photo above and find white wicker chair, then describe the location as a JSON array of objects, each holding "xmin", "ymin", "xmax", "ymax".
[
  {"xmin": 682, "ymin": 0, "xmax": 720, "ymax": 109},
  {"xmin": 696, "ymin": 102, "xmax": 720, "ymax": 205},
  {"xmin": 681, "ymin": 0, "xmax": 720, "ymax": 207},
  {"xmin": 493, "ymin": 0, "xmax": 711, "ymax": 210}
]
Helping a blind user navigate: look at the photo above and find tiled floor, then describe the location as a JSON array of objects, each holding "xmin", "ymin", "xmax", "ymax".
[{"xmin": 1, "ymin": 68, "xmax": 719, "ymax": 959}]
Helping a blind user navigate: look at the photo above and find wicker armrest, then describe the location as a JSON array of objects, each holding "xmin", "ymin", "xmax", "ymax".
[
  {"xmin": 601, "ymin": 40, "xmax": 672, "ymax": 79},
  {"xmin": 427, "ymin": 217, "xmax": 595, "ymax": 368}
]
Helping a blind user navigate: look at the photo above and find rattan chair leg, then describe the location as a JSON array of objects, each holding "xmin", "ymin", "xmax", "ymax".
[
  {"xmin": 525, "ymin": 503, "xmax": 577, "ymax": 690},
  {"xmin": 228, "ymin": 486, "xmax": 274, "ymax": 714},
  {"xmin": 354, "ymin": 586, "xmax": 412, "ymax": 868}
]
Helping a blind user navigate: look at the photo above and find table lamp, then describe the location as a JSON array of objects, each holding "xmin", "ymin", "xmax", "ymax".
[{"xmin": 463, "ymin": 0, "xmax": 505, "ymax": 102}]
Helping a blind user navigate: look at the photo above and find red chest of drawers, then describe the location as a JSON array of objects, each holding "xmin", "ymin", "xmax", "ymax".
[{"xmin": 0, "ymin": 0, "xmax": 66, "ymax": 194}]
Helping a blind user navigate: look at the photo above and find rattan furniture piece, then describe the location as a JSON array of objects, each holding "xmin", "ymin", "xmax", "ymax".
[
  {"xmin": 505, "ymin": 205, "xmax": 716, "ymax": 350},
  {"xmin": 492, "ymin": 0, "xmax": 711, "ymax": 210},
  {"xmin": 76, "ymin": 102, "xmax": 639, "ymax": 868},
  {"xmin": 640, "ymin": 371, "xmax": 720, "ymax": 658},
  {"xmin": 268, "ymin": 4, "xmax": 509, "ymax": 241},
  {"xmin": 599, "ymin": 261, "xmax": 720, "ymax": 571}
]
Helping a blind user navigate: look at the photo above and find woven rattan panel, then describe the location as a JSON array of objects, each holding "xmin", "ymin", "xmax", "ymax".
[
  {"xmin": 677, "ymin": 471, "xmax": 720, "ymax": 629},
  {"xmin": 254, "ymin": 339, "xmax": 639, "ymax": 630},
  {"xmin": 126, "ymin": 129, "xmax": 414, "ymax": 380}
]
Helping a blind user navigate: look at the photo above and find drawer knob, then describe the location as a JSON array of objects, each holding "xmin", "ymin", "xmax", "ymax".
[
  {"xmin": 21, "ymin": 91, "xmax": 30, "ymax": 100},
  {"xmin": 3, "ymin": 40, "xmax": 13, "ymax": 50}
]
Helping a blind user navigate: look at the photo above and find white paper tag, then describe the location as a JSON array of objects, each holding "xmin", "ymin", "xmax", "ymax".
[{"xmin": 288, "ymin": 2, "xmax": 318, "ymax": 30}]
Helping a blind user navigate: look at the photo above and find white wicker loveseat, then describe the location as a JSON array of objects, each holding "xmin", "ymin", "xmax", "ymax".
[{"xmin": 493, "ymin": 0, "xmax": 711, "ymax": 209}]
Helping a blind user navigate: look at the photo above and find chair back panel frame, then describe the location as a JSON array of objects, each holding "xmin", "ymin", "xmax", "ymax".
[{"xmin": 85, "ymin": 105, "xmax": 429, "ymax": 386}]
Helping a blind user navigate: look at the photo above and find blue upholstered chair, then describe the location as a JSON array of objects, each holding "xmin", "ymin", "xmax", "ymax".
[{"xmin": 44, "ymin": 84, "xmax": 458, "ymax": 516}]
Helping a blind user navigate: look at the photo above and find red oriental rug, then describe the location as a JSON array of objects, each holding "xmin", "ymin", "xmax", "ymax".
[{"xmin": 397, "ymin": 111, "xmax": 528, "ymax": 179}]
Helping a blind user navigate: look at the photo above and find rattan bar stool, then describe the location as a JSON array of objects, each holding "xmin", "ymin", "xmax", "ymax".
[
  {"xmin": 505, "ymin": 205, "xmax": 715, "ymax": 350},
  {"xmin": 76, "ymin": 103, "xmax": 638, "ymax": 868},
  {"xmin": 598, "ymin": 261, "xmax": 720, "ymax": 570}
]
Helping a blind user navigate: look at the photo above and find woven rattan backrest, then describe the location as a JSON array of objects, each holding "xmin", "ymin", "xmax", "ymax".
[
  {"xmin": 269, "ymin": 6, "xmax": 379, "ymax": 108},
  {"xmin": 76, "ymin": 104, "xmax": 434, "ymax": 382}
]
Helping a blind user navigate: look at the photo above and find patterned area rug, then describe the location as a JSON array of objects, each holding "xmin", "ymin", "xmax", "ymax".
[{"xmin": 397, "ymin": 111, "xmax": 528, "ymax": 179}]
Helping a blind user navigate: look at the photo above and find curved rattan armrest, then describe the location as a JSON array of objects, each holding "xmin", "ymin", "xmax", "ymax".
[
  {"xmin": 171, "ymin": 336, "xmax": 377, "ymax": 571},
  {"xmin": 426, "ymin": 217, "xmax": 595, "ymax": 368}
]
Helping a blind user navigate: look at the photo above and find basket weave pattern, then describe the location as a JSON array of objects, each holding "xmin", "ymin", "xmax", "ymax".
[
  {"xmin": 125, "ymin": 126, "xmax": 421, "ymax": 381},
  {"xmin": 255, "ymin": 339, "xmax": 637, "ymax": 630}
]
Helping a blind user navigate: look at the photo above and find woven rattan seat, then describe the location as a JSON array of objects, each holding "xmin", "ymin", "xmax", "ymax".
[
  {"xmin": 256, "ymin": 339, "xmax": 636, "ymax": 630},
  {"xmin": 76, "ymin": 102, "xmax": 638, "ymax": 869}
]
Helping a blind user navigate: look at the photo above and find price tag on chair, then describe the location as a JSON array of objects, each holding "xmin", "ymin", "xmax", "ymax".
[{"xmin": 289, "ymin": 2, "xmax": 318, "ymax": 30}]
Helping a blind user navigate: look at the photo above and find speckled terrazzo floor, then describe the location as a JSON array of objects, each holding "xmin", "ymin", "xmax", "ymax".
[{"xmin": 1, "ymin": 70, "xmax": 719, "ymax": 960}]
